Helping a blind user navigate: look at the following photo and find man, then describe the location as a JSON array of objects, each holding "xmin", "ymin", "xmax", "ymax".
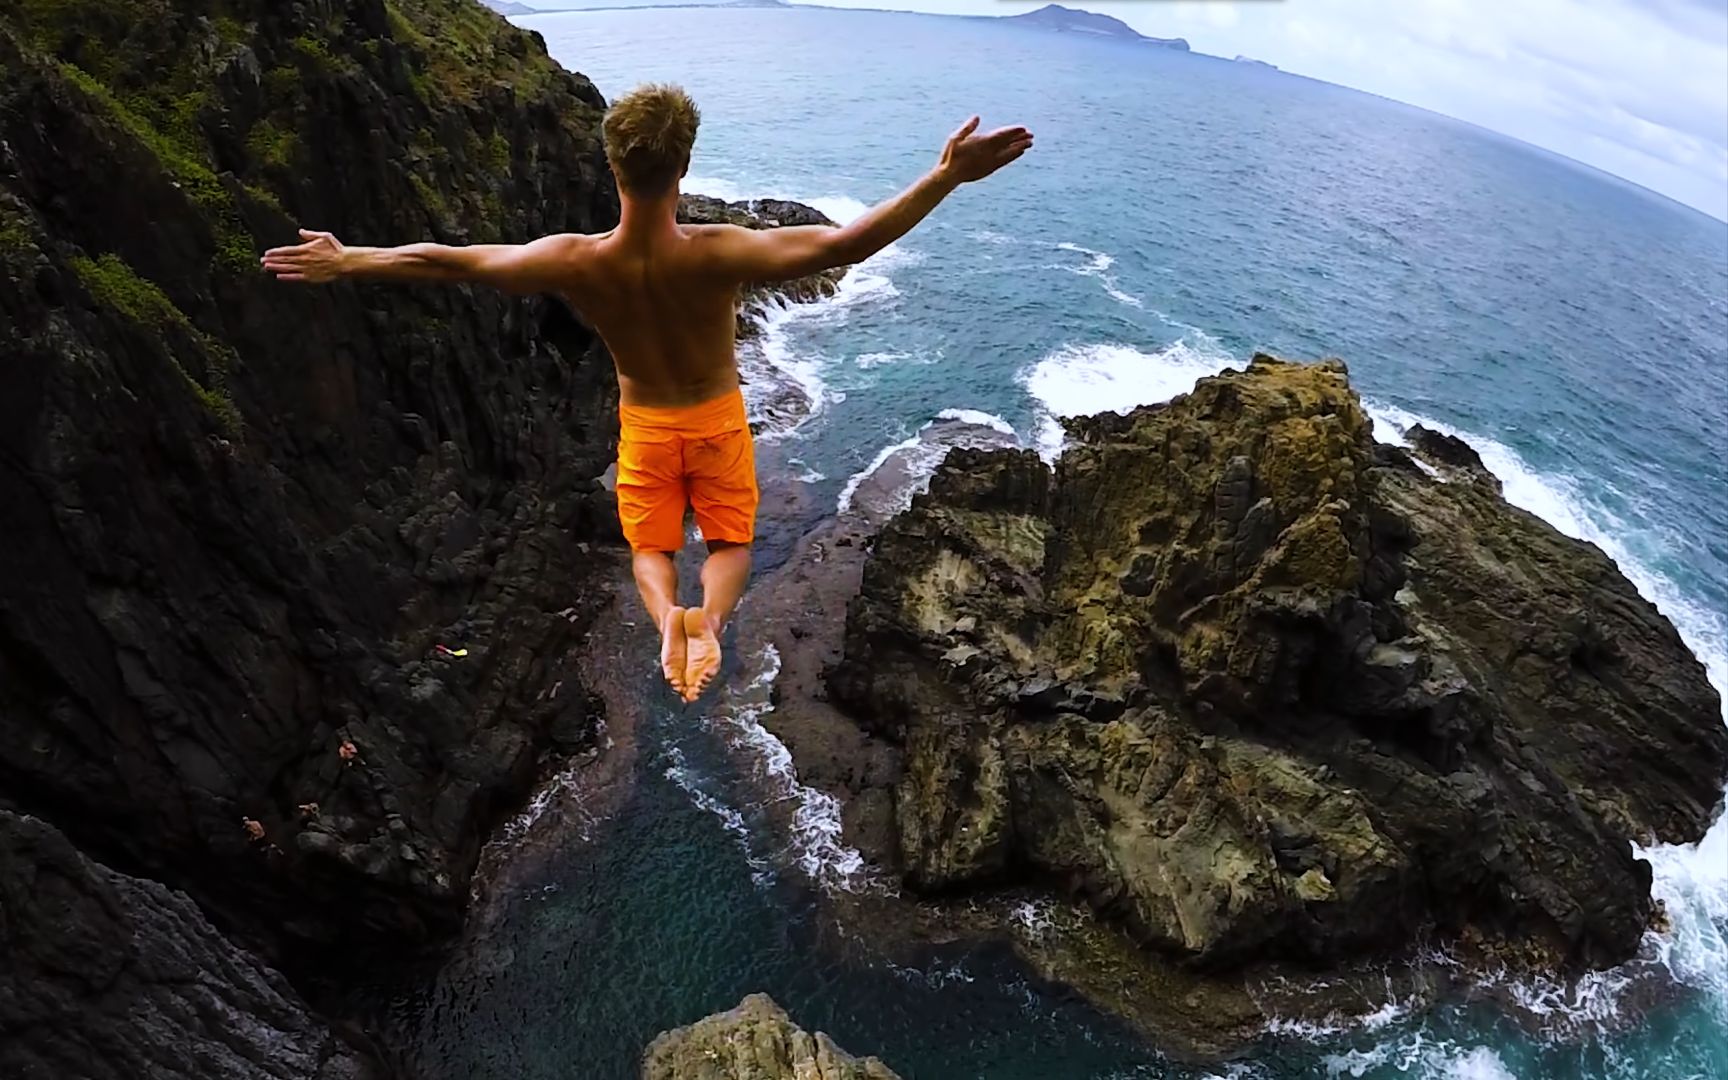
[{"xmin": 262, "ymin": 84, "xmax": 1033, "ymax": 701}]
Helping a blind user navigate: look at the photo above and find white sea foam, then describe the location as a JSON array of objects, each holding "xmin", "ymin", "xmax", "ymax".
[
  {"xmin": 1053, "ymin": 240, "xmax": 1144, "ymax": 308},
  {"xmin": 663, "ymin": 745, "xmax": 774, "ymax": 885},
  {"xmin": 682, "ymin": 174, "xmax": 752, "ymax": 202},
  {"xmin": 836, "ymin": 428, "xmax": 924, "ymax": 514},
  {"xmin": 1020, "ymin": 338, "xmax": 1244, "ymax": 461},
  {"xmin": 935, "ymin": 407, "xmax": 1016, "ymax": 435},
  {"xmin": 854, "ymin": 347, "xmax": 941, "ymax": 370},
  {"xmin": 836, "ymin": 409, "xmax": 1020, "ymax": 515},
  {"xmin": 1009, "ymin": 899, "xmax": 1059, "ymax": 938},
  {"xmin": 1263, "ymin": 992, "xmax": 1418, "ymax": 1042},
  {"xmin": 711, "ymin": 645, "xmax": 873, "ymax": 890},
  {"xmin": 492, "ymin": 761, "xmax": 586, "ymax": 849},
  {"xmin": 1322, "ymin": 1036, "xmax": 1518, "ymax": 1080},
  {"xmin": 786, "ymin": 457, "xmax": 826, "ymax": 484},
  {"xmin": 742, "ymin": 272, "xmax": 901, "ymax": 442},
  {"xmin": 886, "ymin": 957, "xmax": 977, "ymax": 988},
  {"xmin": 664, "ymin": 751, "xmax": 749, "ymax": 842}
]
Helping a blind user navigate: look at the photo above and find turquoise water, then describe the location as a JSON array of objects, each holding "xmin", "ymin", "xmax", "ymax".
[{"xmin": 389, "ymin": 8, "xmax": 1728, "ymax": 1077}]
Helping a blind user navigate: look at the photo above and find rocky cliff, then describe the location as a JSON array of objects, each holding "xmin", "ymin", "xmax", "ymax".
[
  {"xmin": 0, "ymin": 0, "xmax": 844, "ymax": 1071},
  {"xmin": 829, "ymin": 355, "xmax": 1725, "ymax": 973},
  {"xmin": 2, "ymin": 0, "xmax": 623, "ymax": 974}
]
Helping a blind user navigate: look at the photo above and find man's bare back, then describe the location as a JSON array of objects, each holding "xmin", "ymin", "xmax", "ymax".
[
  {"xmin": 263, "ymin": 84, "xmax": 1032, "ymax": 701},
  {"xmin": 525, "ymin": 226, "xmax": 743, "ymax": 407}
]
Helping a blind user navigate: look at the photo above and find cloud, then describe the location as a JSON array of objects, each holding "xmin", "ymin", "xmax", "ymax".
[{"xmin": 1144, "ymin": 0, "xmax": 1728, "ymax": 218}]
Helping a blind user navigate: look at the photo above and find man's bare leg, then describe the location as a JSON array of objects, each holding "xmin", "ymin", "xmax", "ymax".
[
  {"xmin": 632, "ymin": 550, "xmax": 688, "ymax": 696},
  {"xmin": 682, "ymin": 540, "xmax": 751, "ymax": 701}
]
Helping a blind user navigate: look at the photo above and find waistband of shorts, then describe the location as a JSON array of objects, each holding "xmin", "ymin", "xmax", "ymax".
[{"xmin": 618, "ymin": 387, "xmax": 748, "ymax": 436}]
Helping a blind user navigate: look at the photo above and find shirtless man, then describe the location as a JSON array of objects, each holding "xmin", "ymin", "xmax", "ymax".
[{"xmin": 263, "ymin": 84, "xmax": 1032, "ymax": 701}]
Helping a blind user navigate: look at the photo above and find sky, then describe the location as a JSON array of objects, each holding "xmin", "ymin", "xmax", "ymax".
[{"xmin": 807, "ymin": 0, "xmax": 1728, "ymax": 221}]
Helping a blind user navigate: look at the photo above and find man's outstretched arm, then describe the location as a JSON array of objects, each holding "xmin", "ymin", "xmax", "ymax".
[
  {"xmin": 262, "ymin": 230, "xmax": 582, "ymax": 294},
  {"xmin": 705, "ymin": 115, "xmax": 1033, "ymax": 283}
]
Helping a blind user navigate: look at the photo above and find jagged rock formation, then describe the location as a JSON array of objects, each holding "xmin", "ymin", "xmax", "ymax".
[
  {"xmin": 830, "ymin": 355, "xmax": 1725, "ymax": 972},
  {"xmin": 641, "ymin": 995, "xmax": 901, "ymax": 1080},
  {"xmin": 0, "ymin": 810, "xmax": 376, "ymax": 1080}
]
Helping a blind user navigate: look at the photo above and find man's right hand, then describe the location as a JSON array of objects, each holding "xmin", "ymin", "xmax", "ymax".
[{"xmin": 935, "ymin": 116, "xmax": 1035, "ymax": 184}]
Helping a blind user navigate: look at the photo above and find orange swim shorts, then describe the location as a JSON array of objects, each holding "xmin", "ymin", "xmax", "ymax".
[{"xmin": 615, "ymin": 388, "xmax": 759, "ymax": 553}]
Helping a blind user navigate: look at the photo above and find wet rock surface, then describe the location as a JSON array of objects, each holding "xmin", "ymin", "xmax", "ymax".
[
  {"xmin": 825, "ymin": 355, "xmax": 1724, "ymax": 978},
  {"xmin": 641, "ymin": 994, "xmax": 902, "ymax": 1080}
]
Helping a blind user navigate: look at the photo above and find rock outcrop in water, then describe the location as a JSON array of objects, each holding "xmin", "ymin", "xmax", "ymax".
[
  {"xmin": 829, "ymin": 355, "xmax": 1726, "ymax": 973},
  {"xmin": 1, "ymin": 0, "xmax": 849, "ymax": 1070},
  {"xmin": 641, "ymin": 995, "xmax": 902, "ymax": 1080}
]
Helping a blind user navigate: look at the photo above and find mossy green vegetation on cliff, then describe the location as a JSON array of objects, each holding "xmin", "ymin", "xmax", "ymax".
[
  {"xmin": 0, "ymin": 201, "xmax": 34, "ymax": 261},
  {"xmin": 68, "ymin": 253, "xmax": 241, "ymax": 433},
  {"xmin": 386, "ymin": 0, "xmax": 562, "ymax": 100},
  {"xmin": 51, "ymin": 59, "xmax": 255, "ymax": 273},
  {"xmin": 69, "ymin": 253, "xmax": 188, "ymax": 325}
]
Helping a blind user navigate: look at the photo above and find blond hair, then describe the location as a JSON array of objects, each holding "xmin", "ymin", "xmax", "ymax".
[{"xmin": 603, "ymin": 83, "xmax": 700, "ymax": 196}]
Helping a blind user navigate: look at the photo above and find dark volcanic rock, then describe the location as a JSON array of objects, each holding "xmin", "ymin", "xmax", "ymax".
[
  {"xmin": 0, "ymin": 810, "xmax": 377, "ymax": 1080},
  {"xmin": 641, "ymin": 994, "xmax": 902, "ymax": 1080},
  {"xmin": 0, "ymin": 3, "xmax": 862, "ymax": 1069},
  {"xmin": 1, "ymin": 0, "xmax": 619, "ymax": 967},
  {"xmin": 1405, "ymin": 423, "xmax": 1503, "ymax": 493},
  {"xmin": 830, "ymin": 354, "xmax": 1725, "ymax": 974}
]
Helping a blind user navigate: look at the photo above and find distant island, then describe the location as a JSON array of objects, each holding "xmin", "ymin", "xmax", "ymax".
[
  {"xmin": 488, "ymin": 0, "xmax": 1193, "ymax": 50},
  {"xmin": 488, "ymin": 0, "xmax": 788, "ymax": 11},
  {"xmin": 1234, "ymin": 55, "xmax": 1278, "ymax": 70},
  {"xmin": 999, "ymin": 3, "xmax": 1189, "ymax": 49}
]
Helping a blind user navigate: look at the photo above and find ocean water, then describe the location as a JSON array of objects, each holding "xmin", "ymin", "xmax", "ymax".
[{"xmin": 386, "ymin": 8, "xmax": 1728, "ymax": 1078}]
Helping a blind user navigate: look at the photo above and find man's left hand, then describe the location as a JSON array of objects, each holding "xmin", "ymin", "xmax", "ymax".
[{"xmin": 262, "ymin": 229, "xmax": 346, "ymax": 283}]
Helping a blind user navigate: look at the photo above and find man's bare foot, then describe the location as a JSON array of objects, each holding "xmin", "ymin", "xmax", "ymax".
[
  {"xmin": 660, "ymin": 606, "xmax": 688, "ymax": 697},
  {"xmin": 682, "ymin": 608, "xmax": 722, "ymax": 702}
]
